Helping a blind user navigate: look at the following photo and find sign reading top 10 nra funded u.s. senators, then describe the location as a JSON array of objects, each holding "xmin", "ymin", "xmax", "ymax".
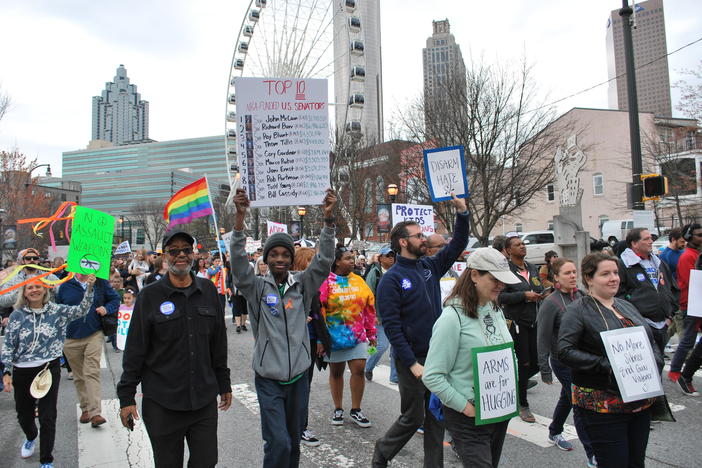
[{"xmin": 234, "ymin": 77, "xmax": 330, "ymax": 208}]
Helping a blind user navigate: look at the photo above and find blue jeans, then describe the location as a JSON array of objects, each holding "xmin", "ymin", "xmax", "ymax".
[
  {"xmin": 364, "ymin": 324, "xmax": 398, "ymax": 382},
  {"xmin": 548, "ymin": 358, "xmax": 593, "ymax": 459},
  {"xmin": 255, "ymin": 371, "xmax": 309, "ymax": 468},
  {"xmin": 670, "ymin": 314, "xmax": 701, "ymax": 372}
]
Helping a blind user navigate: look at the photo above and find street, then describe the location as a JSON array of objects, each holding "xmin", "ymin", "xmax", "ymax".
[{"xmin": 1, "ymin": 311, "xmax": 700, "ymax": 468}]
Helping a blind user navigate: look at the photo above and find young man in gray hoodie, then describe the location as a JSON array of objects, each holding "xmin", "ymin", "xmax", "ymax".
[{"xmin": 230, "ymin": 188, "xmax": 337, "ymax": 468}]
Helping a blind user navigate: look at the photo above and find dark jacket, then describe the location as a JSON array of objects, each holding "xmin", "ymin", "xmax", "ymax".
[
  {"xmin": 557, "ymin": 296, "xmax": 664, "ymax": 394},
  {"xmin": 617, "ymin": 249, "xmax": 676, "ymax": 322},
  {"xmin": 59, "ymin": 278, "xmax": 120, "ymax": 339},
  {"xmin": 536, "ymin": 288, "xmax": 584, "ymax": 381},
  {"xmin": 378, "ymin": 211, "xmax": 470, "ymax": 368},
  {"xmin": 498, "ymin": 260, "xmax": 544, "ymax": 327},
  {"xmin": 116, "ymin": 273, "xmax": 231, "ymax": 411}
]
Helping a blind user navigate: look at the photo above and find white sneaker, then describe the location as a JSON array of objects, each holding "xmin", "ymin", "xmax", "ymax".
[
  {"xmin": 350, "ymin": 409, "xmax": 371, "ymax": 428},
  {"xmin": 21, "ymin": 438, "xmax": 36, "ymax": 458},
  {"xmin": 301, "ymin": 429, "xmax": 321, "ymax": 447}
]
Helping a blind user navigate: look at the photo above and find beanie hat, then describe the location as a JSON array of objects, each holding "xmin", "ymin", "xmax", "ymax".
[{"xmin": 263, "ymin": 233, "xmax": 296, "ymax": 262}]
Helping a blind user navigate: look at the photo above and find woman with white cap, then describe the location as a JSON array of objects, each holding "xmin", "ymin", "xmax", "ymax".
[
  {"xmin": 423, "ymin": 247, "xmax": 521, "ymax": 467},
  {"xmin": 1, "ymin": 274, "xmax": 96, "ymax": 468}
]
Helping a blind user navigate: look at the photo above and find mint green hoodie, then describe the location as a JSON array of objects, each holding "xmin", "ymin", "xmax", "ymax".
[{"xmin": 422, "ymin": 299, "xmax": 512, "ymax": 413}]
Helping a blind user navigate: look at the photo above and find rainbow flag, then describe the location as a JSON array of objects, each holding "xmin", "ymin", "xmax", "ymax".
[{"xmin": 163, "ymin": 177, "xmax": 213, "ymax": 228}]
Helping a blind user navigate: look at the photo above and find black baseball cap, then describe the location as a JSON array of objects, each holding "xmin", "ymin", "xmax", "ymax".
[{"xmin": 162, "ymin": 230, "xmax": 195, "ymax": 250}]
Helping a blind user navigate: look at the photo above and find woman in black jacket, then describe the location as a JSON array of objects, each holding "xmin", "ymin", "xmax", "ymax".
[{"xmin": 558, "ymin": 252, "xmax": 664, "ymax": 468}]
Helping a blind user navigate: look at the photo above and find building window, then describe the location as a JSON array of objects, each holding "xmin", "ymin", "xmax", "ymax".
[
  {"xmin": 599, "ymin": 215, "xmax": 609, "ymax": 232},
  {"xmin": 547, "ymin": 220, "xmax": 554, "ymax": 230},
  {"xmin": 593, "ymin": 173, "xmax": 604, "ymax": 196},
  {"xmin": 515, "ymin": 223, "xmax": 523, "ymax": 233},
  {"xmin": 136, "ymin": 229, "xmax": 145, "ymax": 245},
  {"xmin": 546, "ymin": 183, "xmax": 555, "ymax": 202}
]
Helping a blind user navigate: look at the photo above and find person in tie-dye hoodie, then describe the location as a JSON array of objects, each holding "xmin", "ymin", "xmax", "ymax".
[{"xmin": 320, "ymin": 247, "xmax": 377, "ymax": 428}]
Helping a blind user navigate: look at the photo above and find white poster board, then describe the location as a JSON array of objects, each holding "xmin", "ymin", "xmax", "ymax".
[
  {"xmin": 116, "ymin": 305, "xmax": 134, "ymax": 351},
  {"xmin": 472, "ymin": 343, "xmax": 519, "ymax": 425},
  {"xmin": 686, "ymin": 270, "xmax": 702, "ymax": 318},
  {"xmin": 452, "ymin": 262, "xmax": 467, "ymax": 275},
  {"xmin": 234, "ymin": 77, "xmax": 330, "ymax": 207},
  {"xmin": 114, "ymin": 241, "xmax": 131, "ymax": 255},
  {"xmin": 391, "ymin": 203, "xmax": 435, "ymax": 234},
  {"xmin": 245, "ymin": 237, "xmax": 262, "ymax": 253},
  {"xmin": 440, "ymin": 278, "xmax": 456, "ymax": 301},
  {"xmin": 600, "ymin": 326, "xmax": 664, "ymax": 403},
  {"xmin": 423, "ymin": 145, "xmax": 469, "ymax": 202},
  {"xmin": 267, "ymin": 221, "xmax": 288, "ymax": 236}
]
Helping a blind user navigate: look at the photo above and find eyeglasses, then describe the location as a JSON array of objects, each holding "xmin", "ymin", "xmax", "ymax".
[
  {"xmin": 427, "ymin": 243, "xmax": 446, "ymax": 249},
  {"xmin": 382, "ymin": 252, "xmax": 396, "ymax": 257},
  {"xmin": 166, "ymin": 247, "xmax": 194, "ymax": 256},
  {"xmin": 403, "ymin": 233, "xmax": 425, "ymax": 240},
  {"xmin": 23, "ymin": 256, "xmax": 40, "ymax": 262}
]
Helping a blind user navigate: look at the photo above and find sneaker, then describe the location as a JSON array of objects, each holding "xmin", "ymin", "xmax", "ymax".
[
  {"xmin": 548, "ymin": 433, "xmax": 573, "ymax": 451},
  {"xmin": 388, "ymin": 379, "xmax": 398, "ymax": 386},
  {"xmin": 41, "ymin": 464, "xmax": 54, "ymax": 468},
  {"xmin": 519, "ymin": 406, "xmax": 536, "ymax": 423},
  {"xmin": 587, "ymin": 455, "xmax": 598, "ymax": 467},
  {"xmin": 331, "ymin": 408, "xmax": 344, "ymax": 425},
  {"xmin": 67, "ymin": 371, "xmax": 74, "ymax": 380},
  {"xmin": 20, "ymin": 438, "xmax": 36, "ymax": 458},
  {"xmin": 236, "ymin": 326, "xmax": 241, "ymax": 334},
  {"xmin": 416, "ymin": 425, "xmax": 424, "ymax": 434},
  {"xmin": 668, "ymin": 371, "xmax": 681, "ymax": 383},
  {"xmin": 677, "ymin": 376, "xmax": 700, "ymax": 396},
  {"xmin": 301, "ymin": 429, "xmax": 321, "ymax": 447},
  {"xmin": 527, "ymin": 379, "xmax": 538, "ymax": 390},
  {"xmin": 364, "ymin": 370, "xmax": 373, "ymax": 382},
  {"xmin": 349, "ymin": 409, "xmax": 371, "ymax": 428}
]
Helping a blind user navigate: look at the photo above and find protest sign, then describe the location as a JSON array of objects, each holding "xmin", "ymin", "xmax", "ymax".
[
  {"xmin": 234, "ymin": 77, "xmax": 330, "ymax": 207},
  {"xmin": 600, "ymin": 326, "xmax": 664, "ymax": 403},
  {"xmin": 245, "ymin": 237, "xmax": 262, "ymax": 253},
  {"xmin": 219, "ymin": 231, "xmax": 233, "ymax": 254},
  {"xmin": 472, "ymin": 342, "xmax": 519, "ymax": 425},
  {"xmin": 440, "ymin": 278, "xmax": 456, "ymax": 301},
  {"xmin": 686, "ymin": 270, "xmax": 702, "ymax": 318},
  {"xmin": 452, "ymin": 262, "xmax": 467, "ymax": 275},
  {"xmin": 391, "ymin": 203, "xmax": 435, "ymax": 234},
  {"xmin": 66, "ymin": 206, "xmax": 115, "ymax": 279},
  {"xmin": 423, "ymin": 145, "xmax": 468, "ymax": 202},
  {"xmin": 116, "ymin": 305, "xmax": 134, "ymax": 351},
  {"xmin": 114, "ymin": 240, "xmax": 131, "ymax": 255},
  {"xmin": 267, "ymin": 221, "xmax": 288, "ymax": 236},
  {"xmin": 377, "ymin": 204, "xmax": 391, "ymax": 233}
]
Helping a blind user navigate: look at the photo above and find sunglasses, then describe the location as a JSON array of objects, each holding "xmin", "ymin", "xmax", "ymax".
[
  {"xmin": 23, "ymin": 256, "xmax": 40, "ymax": 262},
  {"xmin": 166, "ymin": 247, "xmax": 194, "ymax": 256},
  {"xmin": 383, "ymin": 251, "xmax": 396, "ymax": 257}
]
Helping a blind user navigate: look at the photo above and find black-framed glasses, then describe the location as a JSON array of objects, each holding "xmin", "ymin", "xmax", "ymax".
[
  {"xmin": 383, "ymin": 251, "xmax": 396, "ymax": 257},
  {"xmin": 403, "ymin": 233, "xmax": 425, "ymax": 240},
  {"xmin": 166, "ymin": 247, "xmax": 194, "ymax": 257},
  {"xmin": 23, "ymin": 256, "xmax": 40, "ymax": 262}
]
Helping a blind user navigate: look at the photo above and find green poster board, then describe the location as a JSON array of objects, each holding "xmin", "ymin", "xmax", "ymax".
[
  {"xmin": 66, "ymin": 206, "xmax": 115, "ymax": 279},
  {"xmin": 471, "ymin": 342, "xmax": 519, "ymax": 426}
]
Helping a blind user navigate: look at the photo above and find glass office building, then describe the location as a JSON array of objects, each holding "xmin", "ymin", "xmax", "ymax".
[{"xmin": 62, "ymin": 135, "xmax": 231, "ymax": 215}]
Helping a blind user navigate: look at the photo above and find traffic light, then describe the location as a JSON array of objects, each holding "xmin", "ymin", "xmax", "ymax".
[{"xmin": 641, "ymin": 174, "xmax": 668, "ymax": 201}]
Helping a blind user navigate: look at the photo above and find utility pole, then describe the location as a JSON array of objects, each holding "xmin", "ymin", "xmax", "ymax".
[{"xmin": 620, "ymin": 0, "xmax": 644, "ymax": 210}]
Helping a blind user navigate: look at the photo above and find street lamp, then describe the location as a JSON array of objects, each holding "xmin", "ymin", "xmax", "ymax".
[
  {"xmin": 387, "ymin": 183, "xmax": 398, "ymax": 204},
  {"xmin": 118, "ymin": 216, "xmax": 133, "ymax": 245},
  {"xmin": 297, "ymin": 207, "xmax": 306, "ymax": 240},
  {"xmin": 29, "ymin": 164, "xmax": 52, "ymax": 177}
]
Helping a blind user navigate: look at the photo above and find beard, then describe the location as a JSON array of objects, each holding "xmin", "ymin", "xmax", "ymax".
[
  {"xmin": 407, "ymin": 242, "xmax": 426, "ymax": 258},
  {"xmin": 168, "ymin": 262, "xmax": 191, "ymax": 276}
]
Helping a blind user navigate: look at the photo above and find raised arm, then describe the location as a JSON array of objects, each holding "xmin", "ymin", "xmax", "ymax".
[
  {"xmin": 230, "ymin": 188, "xmax": 263, "ymax": 309},
  {"xmin": 430, "ymin": 193, "xmax": 469, "ymax": 277}
]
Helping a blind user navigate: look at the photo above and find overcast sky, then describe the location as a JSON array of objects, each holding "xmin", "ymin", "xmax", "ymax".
[{"xmin": 0, "ymin": 0, "xmax": 700, "ymax": 177}]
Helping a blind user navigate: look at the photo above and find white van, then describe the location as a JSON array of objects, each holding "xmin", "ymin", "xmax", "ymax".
[
  {"xmin": 520, "ymin": 231, "xmax": 562, "ymax": 266},
  {"xmin": 601, "ymin": 219, "xmax": 660, "ymax": 246}
]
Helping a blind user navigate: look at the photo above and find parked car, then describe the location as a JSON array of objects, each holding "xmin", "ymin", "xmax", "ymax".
[
  {"xmin": 520, "ymin": 231, "xmax": 562, "ymax": 266},
  {"xmin": 601, "ymin": 219, "xmax": 662, "ymax": 246}
]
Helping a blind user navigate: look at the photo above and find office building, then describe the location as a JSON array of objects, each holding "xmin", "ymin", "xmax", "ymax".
[
  {"xmin": 606, "ymin": 0, "xmax": 672, "ymax": 117},
  {"xmin": 92, "ymin": 64, "xmax": 150, "ymax": 145},
  {"xmin": 422, "ymin": 19, "xmax": 466, "ymax": 108},
  {"xmin": 333, "ymin": 0, "xmax": 384, "ymax": 143},
  {"xmin": 62, "ymin": 136, "xmax": 230, "ymax": 214}
]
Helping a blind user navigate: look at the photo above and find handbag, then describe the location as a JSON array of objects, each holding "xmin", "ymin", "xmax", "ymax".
[{"xmin": 101, "ymin": 312, "xmax": 118, "ymax": 336}]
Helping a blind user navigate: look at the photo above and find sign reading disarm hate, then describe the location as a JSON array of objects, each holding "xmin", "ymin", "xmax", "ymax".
[
  {"xmin": 66, "ymin": 206, "xmax": 115, "ymax": 280},
  {"xmin": 423, "ymin": 145, "xmax": 469, "ymax": 202}
]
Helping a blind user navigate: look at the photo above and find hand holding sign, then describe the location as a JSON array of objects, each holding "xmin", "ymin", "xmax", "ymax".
[{"xmin": 449, "ymin": 191, "xmax": 467, "ymax": 213}]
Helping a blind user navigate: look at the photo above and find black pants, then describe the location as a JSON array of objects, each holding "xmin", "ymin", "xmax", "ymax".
[
  {"xmin": 443, "ymin": 406, "xmax": 509, "ymax": 468},
  {"xmin": 510, "ymin": 323, "xmax": 538, "ymax": 407},
  {"xmin": 141, "ymin": 398, "xmax": 218, "ymax": 468},
  {"xmin": 373, "ymin": 358, "xmax": 444, "ymax": 467},
  {"xmin": 649, "ymin": 326, "xmax": 667, "ymax": 356},
  {"xmin": 682, "ymin": 336, "xmax": 702, "ymax": 382},
  {"xmin": 13, "ymin": 359, "xmax": 61, "ymax": 464},
  {"xmin": 576, "ymin": 406, "xmax": 651, "ymax": 468}
]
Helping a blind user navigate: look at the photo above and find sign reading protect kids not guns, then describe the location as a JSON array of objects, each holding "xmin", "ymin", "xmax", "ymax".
[
  {"xmin": 66, "ymin": 206, "xmax": 115, "ymax": 280},
  {"xmin": 391, "ymin": 203, "xmax": 435, "ymax": 233},
  {"xmin": 234, "ymin": 77, "xmax": 330, "ymax": 208}
]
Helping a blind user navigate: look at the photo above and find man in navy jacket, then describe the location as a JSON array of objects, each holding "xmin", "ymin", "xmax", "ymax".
[
  {"xmin": 58, "ymin": 274, "xmax": 120, "ymax": 427},
  {"xmin": 373, "ymin": 194, "xmax": 469, "ymax": 467}
]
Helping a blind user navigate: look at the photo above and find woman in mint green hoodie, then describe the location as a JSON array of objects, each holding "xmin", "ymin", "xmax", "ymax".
[{"xmin": 423, "ymin": 248, "xmax": 521, "ymax": 468}]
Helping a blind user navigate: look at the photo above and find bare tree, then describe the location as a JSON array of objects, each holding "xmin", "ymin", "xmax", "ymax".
[
  {"xmin": 0, "ymin": 84, "xmax": 10, "ymax": 124},
  {"xmin": 395, "ymin": 58, "xmax": 571, "ymax": 243},
  {"xmin": 129, "ymin": 201, "xmax": 168, "ymax": 250},
  {"xmin": 674, "ymin": 60, "xmax": 702, "ymax": 123}
]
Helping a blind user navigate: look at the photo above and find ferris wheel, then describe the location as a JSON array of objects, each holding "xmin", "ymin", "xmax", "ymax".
[{"xmin": 224, "ymin": 0, "xmax": 367, "ymax": 187}]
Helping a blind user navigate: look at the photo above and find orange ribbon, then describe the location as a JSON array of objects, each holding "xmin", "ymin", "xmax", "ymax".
[{"xmin": 0, "ymin": 264, "xmax": 74, "ymax": 296}]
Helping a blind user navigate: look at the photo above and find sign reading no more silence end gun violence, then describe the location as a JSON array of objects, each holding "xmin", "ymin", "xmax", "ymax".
[{"xmin": 471, "ymin": 342, "xmax": 519, "ymax": 425}]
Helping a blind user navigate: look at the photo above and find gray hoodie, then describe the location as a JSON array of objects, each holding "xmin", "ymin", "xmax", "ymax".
[{"xmin": 230, "ymin": 226, "xmax": 335, "ymax": 381}]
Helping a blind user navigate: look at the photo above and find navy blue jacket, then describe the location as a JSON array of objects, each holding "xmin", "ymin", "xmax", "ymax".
[
  {"xmin": 58, "ymin": 278, "xmax": 121, "ymax": 339},
  {"xmin": 377, "ymin": 211, "xmax": 470, "ymax": 368}
]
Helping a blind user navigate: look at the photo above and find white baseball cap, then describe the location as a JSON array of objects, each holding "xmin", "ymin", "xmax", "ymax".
[{"xmin": 466, "ymin": 248, "xmax": 521, "ymax": 284}]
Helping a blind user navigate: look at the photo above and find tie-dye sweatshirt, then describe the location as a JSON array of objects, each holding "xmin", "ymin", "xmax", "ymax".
[{"xmin": 319, "ymin": 272, "xmax": 377, "ymax": 350}]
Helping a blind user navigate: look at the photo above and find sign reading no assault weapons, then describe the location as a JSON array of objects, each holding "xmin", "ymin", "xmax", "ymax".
[
  {"xmin": 66, "ymin": 206, "xmax": 115, "ymax": 280},
  {"xmin": 234, "ymin": 77, "xmax": 330, "ymax": 208}
]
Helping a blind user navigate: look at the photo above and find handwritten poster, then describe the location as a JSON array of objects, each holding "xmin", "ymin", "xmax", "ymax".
[
  {"xmin": 423, "ymin": 145, "xmax": 468, "ymax": 202},
  {"xmin": 66, "ymin": 206, "xmax": 115, "ymax": 279},
  {"xmin": 391, "ymin": 203, "xmax": 435, "ymax": 234},
  {"xmin": 440, "ymin": 278, "xmax": 456, "ymax": 301},
  {"xmin": 472, "ymin": 342, "xmax": 519, "ymax": 425},
  {"xmin": 452, "ymin": 262, "xmax": 467, "ymax": 275},
  {"xmin": 600, "ymin": 326, "xmax": 663, "ymax": 403},
  {"xmin": 686, "ymin": 270, "xmax": 702, "ymax": 318},
  {"xmin": 245, "ymin": 237, "xmax": 262, "ymax": 253},
  {"xmin": 116, "ymin": 305, "xmax": 134, "ymax": 350},
  {"xmin": 267, "ymin": 221, "xmax": 288, "ymax": 236},
  {"xmin": 234, "ymin": 77, "xmax": 330, "ymax": 207}
]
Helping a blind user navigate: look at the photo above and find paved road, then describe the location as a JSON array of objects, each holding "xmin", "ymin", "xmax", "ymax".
[{"xmin": 1, "ymin": 315, "xmax": 700, "ymax": 467}]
